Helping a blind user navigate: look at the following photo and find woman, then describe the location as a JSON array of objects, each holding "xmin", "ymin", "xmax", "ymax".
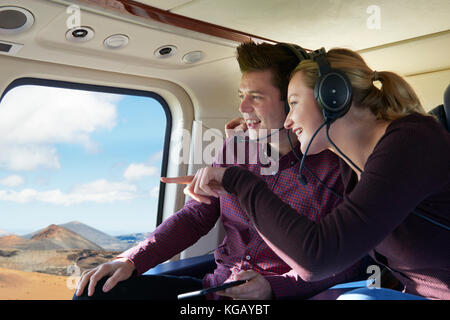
[{"xmin": 166, "ymin": 48, "xmax": 450, "ymax": 300}]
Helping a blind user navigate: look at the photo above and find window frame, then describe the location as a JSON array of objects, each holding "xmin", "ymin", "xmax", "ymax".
[{"xmin": 0, "ymin": 77, "xmax": 172, "ymax": 227}]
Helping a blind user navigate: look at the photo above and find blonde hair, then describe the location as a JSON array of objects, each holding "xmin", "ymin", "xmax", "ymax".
[{"xmin": 291, "ymin": 48, "xmax": 427, "ymax": 121}]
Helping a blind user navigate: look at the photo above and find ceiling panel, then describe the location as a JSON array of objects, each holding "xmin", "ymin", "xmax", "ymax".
[
  {"xmin": 0, "ymin": 0, "xmax": 237, "ymax": 73},
  {"xmin": 133, "ymin": 0, "xmax": 193, "ymax": 11},
  {"xmin": 171, "ymin": 0, "xmax": 450, "ymax": 51}
]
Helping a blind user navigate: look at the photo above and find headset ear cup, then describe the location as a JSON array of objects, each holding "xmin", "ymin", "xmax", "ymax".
[
  {"xmin": 315, "ymin": 70, "xmax": 352, "ymax": 123},
  {"xmin": 314, "ymin": 75, "xmax": 328, "ymax": 120},
  {"xmin": 314, "ymin": 74, "xmax": 325, "ymax": 113},
  {"xmin": 311, "ymin": 48, "xmax": 353, "ymax": 123}
]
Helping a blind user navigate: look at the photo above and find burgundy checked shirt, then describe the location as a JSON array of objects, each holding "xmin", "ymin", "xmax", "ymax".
[{"xmin": 118, "ymin": 137, "xmax": 364, "ymax": 299}]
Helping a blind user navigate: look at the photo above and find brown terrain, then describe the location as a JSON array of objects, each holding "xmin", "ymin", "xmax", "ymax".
[
  {"xmin": 0, "ymin": 267, "xmax": 74, "ymax": 300},
  {"xmin": 0, "ymin": 224, "xmax": 123, "ymax": 300}
]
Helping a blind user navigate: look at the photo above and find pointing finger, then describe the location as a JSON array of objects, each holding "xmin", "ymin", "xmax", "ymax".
[{"xmin": 160, "ymin": 176, "xmax": 194, "ymax": 184}]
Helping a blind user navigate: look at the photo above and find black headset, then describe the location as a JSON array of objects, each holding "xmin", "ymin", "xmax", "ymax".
[
  {"xmin": 275, "ymin": 43, "xmax": 309, "ymax": 117},
  {"xmin": 274, "ymin": 43, "xmax": 350, "ymax": 197},
  {"xmin": 310, "ymin": 48, "xmax": 353, "ymax": 124},
  {"xmin": 276, "ymin": 43, "xmax": 310, "ymax": 62},
  {"xmin": 277, "ymin": 43, "xmax": 353, "ymax": 123}
]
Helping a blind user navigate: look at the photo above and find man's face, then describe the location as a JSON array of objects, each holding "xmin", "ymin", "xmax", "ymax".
[{"xmin": 238, "ymin": 70, "xmax": 286, "ymax": 139}]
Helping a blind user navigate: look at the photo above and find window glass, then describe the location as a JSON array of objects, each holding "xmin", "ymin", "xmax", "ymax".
[{"xmin": 0, "ymin": 82, "xmax": 169, "ymax": 299}]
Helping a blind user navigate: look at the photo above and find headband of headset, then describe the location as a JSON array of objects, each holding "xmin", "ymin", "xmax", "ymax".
[
  {"xmin": 276, "ymin": 43, "xmax": 310, "ymax": 61},
  {"xmin": 275, "ymin": 43, "xmax": 309, "ymax": 115}
]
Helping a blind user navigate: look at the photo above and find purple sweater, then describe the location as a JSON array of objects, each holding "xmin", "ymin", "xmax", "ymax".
[
  {"xmin": 222, "ymin": 113, "xmax": 450, "ymax": 300},
  {"xmin": 119, "ymin": 137, "xmax": 365, "ymax": 299}
]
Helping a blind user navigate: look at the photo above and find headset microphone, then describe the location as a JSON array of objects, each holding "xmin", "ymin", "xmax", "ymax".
[
  {"xmin": 297, "ymin": 121, "xmax": 328, "ymax": 185},
  {"xmin": 298, "ymin": 173, "xmax": 307, "ymax": 186},
  {"xmin": 256, "ymin": 126, "xmax": 285, "ymax": 142},
  {"xmin": 235, "ymin": 126, "xmax": 285, "ymax": 143}
]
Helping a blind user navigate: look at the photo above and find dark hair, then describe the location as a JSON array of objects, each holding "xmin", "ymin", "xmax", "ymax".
[{"xmin": 236, "ymin": 41, "xmax": 300, "ymax": 101}]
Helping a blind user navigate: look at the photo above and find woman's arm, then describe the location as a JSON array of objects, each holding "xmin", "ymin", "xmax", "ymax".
[
  {"xmin": 169, "ymin": 117, "xmax": 449, "ymax": 281},
  {"xmin": 221, "ymin": 121, "xmax": 449, "ymax": 281}
]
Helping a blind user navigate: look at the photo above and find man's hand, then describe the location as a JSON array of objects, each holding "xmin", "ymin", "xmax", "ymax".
[
  {"xmin": 225, "ymin": 117, "xmax": 247, "ymax": 139},
  {"xmin": 75, "ymin": 257, "xmax": 135, "ymax": 297},
  {"xmin": 161, "ymin": 167, "xmax": 227, "ymax": 204},
  {"xmin": 217, "ymin": 270, "xmax": 273, "ymax": 300}
]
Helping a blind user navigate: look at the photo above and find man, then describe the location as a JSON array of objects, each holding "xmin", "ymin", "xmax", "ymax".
[{"xmin": 74, "ymin": 42, "xmax": 365, "ymax": 300}]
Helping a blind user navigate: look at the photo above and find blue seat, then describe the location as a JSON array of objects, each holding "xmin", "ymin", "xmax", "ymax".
[{"xmin": 144, "ymin": 253, "xmax": 216, "ymax": 279}]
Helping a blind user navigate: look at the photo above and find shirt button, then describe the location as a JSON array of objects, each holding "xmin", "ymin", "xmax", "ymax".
[
  {"xmin": 245, "ymin": 255, "xmax": 251, "ymax": 261},
  {"xmin": 290, "ymin": 161, "xmax": 295, "ymax": 166}
]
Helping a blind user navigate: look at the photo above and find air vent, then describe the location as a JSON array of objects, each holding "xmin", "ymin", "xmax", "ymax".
[
  {"xmin": 0, "ymin": 40, "xmax": 24, "ymax": 55},
  {"xmin": 154, "ymin": 45, "xmax": 177, "ymax": 58},
  {"xmin": 0, "ymin": 42, "xmax": 12, "ymax": 52},
  {"xmin": 0, "ymin": 6, "xmax": 35, "ymax": 35},
  {"xmin": 65, "ymin": 26, "xmax": 95, "ymax": 42}
]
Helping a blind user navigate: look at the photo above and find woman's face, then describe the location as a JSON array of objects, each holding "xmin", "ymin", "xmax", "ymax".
[{"xmin": 285, "ymin": 72, "xmax": 328, "ymax": 155}]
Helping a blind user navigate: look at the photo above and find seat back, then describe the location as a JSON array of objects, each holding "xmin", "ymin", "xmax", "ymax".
[
  {"xmin": 419, "ymin": 84, "xmax": 450, "ymax": 232},
  {"xmin": 444, "ymin": 83, "xmax": 450, "ymax": 130},
  {"xmin": 428, "ymin": 84, "xmax": 450, "ymax": 132}
]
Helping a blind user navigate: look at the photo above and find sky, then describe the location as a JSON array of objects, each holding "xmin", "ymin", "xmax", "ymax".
[{"xmin": 0, "ymin": 85, "xmax": 167, "ymax": 236}]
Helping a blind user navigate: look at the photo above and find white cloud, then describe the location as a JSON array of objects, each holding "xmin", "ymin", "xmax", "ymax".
[
  {"xmin": 0, "ymin": 179, "xmax": 137, "ymax": 206},
  {"xmin": 71, "ymin": 179, "xmax": 137, "ymax": 196},
  {"xmin": 0, "ymin": 143, "xmax": 60, "ymax": 171},
  {"xmin": 148, "ymin": 150, "xmax": 163, "ymax": 163},
  {"xmin": 123, "ymin": 163, "xmax": 158, "ymax": 181},
  {"xmin": 0, "ymin": 85, "xmax": 120, "ymax": 171},
  {"xmin": 0, "ymin": 175, "xmax": 24, "ymax": 187},
  {"xmin": 150, "ymin": 186, "xmax": 160, "ymax": 198}
]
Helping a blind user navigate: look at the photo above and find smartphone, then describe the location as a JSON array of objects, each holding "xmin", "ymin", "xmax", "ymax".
[{"xmin": 177, "ymin": 280, "xmax": 247, "ymax": 300}]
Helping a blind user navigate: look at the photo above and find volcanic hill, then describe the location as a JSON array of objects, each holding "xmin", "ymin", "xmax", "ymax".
[{"xmin": 0, "ymin": 224, "xmax": 103, "ymax": 250}]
